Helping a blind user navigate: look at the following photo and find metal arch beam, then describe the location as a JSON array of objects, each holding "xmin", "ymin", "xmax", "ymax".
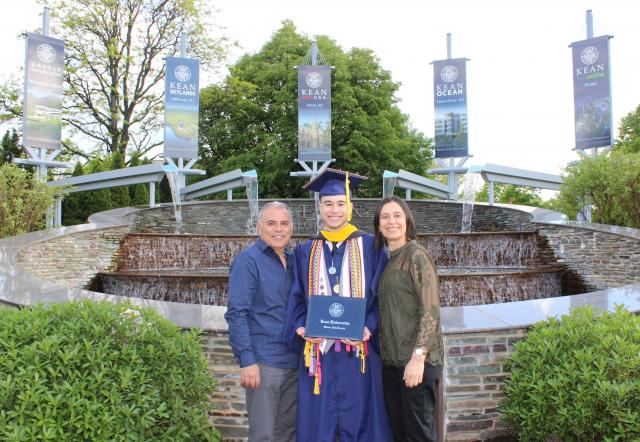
[
  {"xmin": 181, "ymin": 169, "xmax": 255, "ymax": 201},
  {"xmin": 478, "ymin": 163, "xmax": 562, "ymax": 191},
  {"xmin": 47, "ymin": 164, "xmax": 166, "ymax": 193},
  {"xmin": 393, "ymin": 169, "xmax": 452, "ymax": 200}
]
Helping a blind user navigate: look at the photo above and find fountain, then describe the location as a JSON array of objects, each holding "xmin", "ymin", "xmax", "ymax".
[
  {"xmin": 459, "ymin": 168, "xmax": 484, "ymax": 233},
  {"xmin": 242, "ymin": 170, "xmax": 259, "ymax": 234},
  {"xmin": 163, "ymin": 163, "xmax": 183, "ymax": 233},
  {"xmin": 89, "ymin": 201, "xmax": 585, "ymax": 309},
  {"xmin": 382, "ymin": 171, "xmax": 398, "ymax": 198}
]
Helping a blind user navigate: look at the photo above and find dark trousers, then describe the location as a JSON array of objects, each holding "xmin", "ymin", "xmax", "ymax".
[{"xmin": 382, "ymin": 364, "xmax": 442, "ymax": 442}]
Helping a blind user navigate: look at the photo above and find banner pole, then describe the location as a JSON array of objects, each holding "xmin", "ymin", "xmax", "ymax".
[{"xmin": 43, "ymin": 7, "xmax": 50, "ymax": 37}]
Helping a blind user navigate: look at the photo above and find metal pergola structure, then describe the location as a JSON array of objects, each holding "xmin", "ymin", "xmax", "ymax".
[
  {"xmin": 383, "ymin": 170, "xmax": 451, "ymax": 200},
  {"xmin": 476, "ymin": 163, "xmax": 562, "ymax": 204},
  {"xmin": 181, "ymin": 169, "xmax": 257, "ymax": 201},
  {"xmin": 48, "ymin": 166, "xmax": 258, "ymax": 226},
  {"xmin": 385, "ymin": 163, "xmax": 562, "ymax": 204}
]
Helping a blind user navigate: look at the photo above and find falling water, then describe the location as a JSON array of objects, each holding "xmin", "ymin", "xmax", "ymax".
[
  {"xmin": 314, "ymin": 192, "xmax": 323, "ymax": 233},
  {"xmin": 459, "ymin": 171, "xmax": 484, "ymax": 233},
  {"xmin": 96, "ymin": 231, "xmax": 577, "ymax": 309},
  {"xmin": 164, "ymin": 165, "xmax": 183, "ymax": 234},
  {"xmin": 243, "ymin": 171, "xmax": 259, "ymax": 234},
  {"xmin": 382, "ymin": 171, "xmax": 398, "ymax": 198}
]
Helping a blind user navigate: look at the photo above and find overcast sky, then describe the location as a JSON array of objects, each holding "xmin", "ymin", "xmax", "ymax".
[{"xmin": 3, "ymin": 0, "xmax": 639, "ymax": 178}]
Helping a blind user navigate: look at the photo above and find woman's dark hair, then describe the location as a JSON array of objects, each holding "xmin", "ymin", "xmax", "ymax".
[{"xmin": 373, "ymin": 196, "xmax": 418, "ymax": 249}]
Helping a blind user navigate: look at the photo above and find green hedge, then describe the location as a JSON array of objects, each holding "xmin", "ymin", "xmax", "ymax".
[
  {"xmin": 0, "ymin": 301, "xmax": 219, "ymax": 441},
  {"xmin": 502, "ymin": 305, "xmax": 640, "ymax": 441}
]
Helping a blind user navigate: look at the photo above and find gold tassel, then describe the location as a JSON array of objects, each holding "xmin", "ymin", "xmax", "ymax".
[
  {"xmin": 313, "ymin": 375, "xmax": 320, "ymax": 395},
  {"xmin": 359, "ymin": 344, "xmax": 366, "ymax": 373},
  {"xmin": 304, "ymin": 341, "xmax": 312, "ymax": 368}
]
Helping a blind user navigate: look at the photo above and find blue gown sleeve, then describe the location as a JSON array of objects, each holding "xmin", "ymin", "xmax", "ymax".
[
  {"xmin": 283, "ymin": 243, "xmax": 308, "ymax": 353},
  {"xmin": 365, "ymin": 236, "xmax": 388, "ymax": 350}
]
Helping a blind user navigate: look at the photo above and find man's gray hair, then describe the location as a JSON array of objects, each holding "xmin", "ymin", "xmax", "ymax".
[{"xmin": 257, "ymin": 201, "xmax": 293, "ymax": 224}]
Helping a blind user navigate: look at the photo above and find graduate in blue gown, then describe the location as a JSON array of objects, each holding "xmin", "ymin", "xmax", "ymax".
[{"xmin": 283, "ymin": 169, "xmax": 393, "ymax": 442}]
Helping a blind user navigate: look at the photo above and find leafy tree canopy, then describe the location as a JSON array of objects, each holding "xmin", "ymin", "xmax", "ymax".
[
  {"xmin": 475, "ymin": 183, "xmax": 544, "ymax": 207},
  {"xmin": 553, "ymin": 150, "xmax": 640, "ymax": 228},
  {"xmin": 199, "ymin": 21, "xmax": 432, "ymax": 198},
  {"xmin": 0, "ymin": 129, "xmax": 21, "ymax": 166},
  {"xmin": 614, "ymin": 103, "xmax": 640, "ymax": 154}
]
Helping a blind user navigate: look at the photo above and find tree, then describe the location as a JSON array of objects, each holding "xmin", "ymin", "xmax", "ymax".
[
  {"xmin": 549, "ymin": 105, "xmax": 640, "ymax": 227},
  {"xmin": 61, "ymin": 161, "xmax": 88, "ymax": 225},
  {"xmin": 555, "ymin": 150, "xmax": 640, "ymax": 227},
  {"xmin": 45, "ymin": 0, "xmax": 229, "ymax": 159},
  {"xmin": 128, "ymin": 152, "xmax": 150, "ymax": 206},
  {"xmin": 81, "ymin": 158, "xmax": 114, "ymax": 219},
  {"xmin": 0, "ymin": 129, "xmax": 21, "ymax": 166},
  {"xmin": 0, "ymin": 163, "xmax": 68, "ymax": 238},
  {"xmin": 0, "ymin": 74, "xmax": 23, "ymax": 123},
  {"xmin": 108, "ymin": 150, "xmax": 131, "ymax": 208},
  {"xmin": 475, "ymin": 183, "xmax": 544, "ymax": 207},
  {"xmin": 199, "ymin": 21, "xmax": 431, "ymax": 198},
  {"xmin": 614, "ymin": 104, "xmax": 640, "ymax": 154}
]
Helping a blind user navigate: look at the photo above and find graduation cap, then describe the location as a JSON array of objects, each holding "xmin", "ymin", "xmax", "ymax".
[{"xmin": 303, "ymin": 168, "xmax": 367, "ymax": 198}]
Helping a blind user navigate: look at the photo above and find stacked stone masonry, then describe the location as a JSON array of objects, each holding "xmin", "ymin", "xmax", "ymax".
[
  {"xmin": 130, "ymin": 200, "xmax": 536, "ymax": 236},
  {"xmin": 17, "ymin": 227, "xmax": 129, "ymax": 288},
  {"xmin": 444, "ymin": 330, "xmax": 526, "ymax": 441},
  {"xmin": 537, "ymin": 225, "xmax": 640, "ymax": 291}
]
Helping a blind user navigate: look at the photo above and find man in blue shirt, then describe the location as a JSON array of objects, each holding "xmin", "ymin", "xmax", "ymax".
[{"xmin": 225, "ymin": 201, "xmax": 299, "ymax": 442}]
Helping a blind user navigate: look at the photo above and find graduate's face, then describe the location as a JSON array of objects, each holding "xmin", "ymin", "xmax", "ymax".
[
  {"xmin": 256, "ymin": 207, "xmax": 293, "ymax": 253},
  {"xmin": 319, "ymin": 194, "xmax": 351, "ymax": 232},
  {"xmin": 378, "ymin": 201, "xmax": 407, "ymax": 245}
]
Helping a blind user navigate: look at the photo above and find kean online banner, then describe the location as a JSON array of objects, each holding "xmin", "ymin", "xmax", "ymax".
[
  {"xmin": 433, "ymin": 58, "xmax": 468, "ymax": 158},
  {"xmin": 571, "ymin": 36, "xmax": 613, "ymax": 150},
  {"xmin": 298, "ymin": 65, "xmax": 331, "ymax": 162},
  {"xmin": 164, "ymin": 57, "xmax": 200, "ymax": 159},
  {"xmin": 23, "ymin": 33, "xmax": 65, "ymax": 150}
]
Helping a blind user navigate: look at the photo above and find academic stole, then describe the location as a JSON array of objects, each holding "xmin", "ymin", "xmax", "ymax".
[{"xmin": 305, "ymin": 237, "xmax": 368, "ymax": 395}]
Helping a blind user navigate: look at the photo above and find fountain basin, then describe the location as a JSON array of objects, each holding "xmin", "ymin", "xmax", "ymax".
[{"xmin": 92, "ymin": 265, "xmax": 565, "ymax": 308}]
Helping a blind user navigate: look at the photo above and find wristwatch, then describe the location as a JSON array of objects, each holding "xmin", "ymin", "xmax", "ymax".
[{"xmin": 413, "ymin": 347, "xmax": 427, "ymax": 357}]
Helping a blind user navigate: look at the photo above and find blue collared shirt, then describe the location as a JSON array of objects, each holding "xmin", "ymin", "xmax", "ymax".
[{"xmin": 225, "ymin": 239, "xmax": 299, "ymax": 369}]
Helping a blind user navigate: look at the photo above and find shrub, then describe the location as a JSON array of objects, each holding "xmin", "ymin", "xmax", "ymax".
[
  {"xmin": 0, "ymin": 301, "xmax": 220, "ymax": 441},
  {"xmin": 0, "ymin": 163, "xmax": 68, "ymax": 238},
  {"xmin": 502, "ymin": 305, "xmax": 640, "ymax": 441}
]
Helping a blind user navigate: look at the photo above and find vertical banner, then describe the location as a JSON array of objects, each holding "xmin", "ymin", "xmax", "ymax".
[
  {"xmin": 571, "ymin": 36, "xmax": 612, "ymax": 149},
  {"xmin": 433, "ymin": 58, "xmax": 468, "ymax": 158},
  {"xmin": 298, "ymin": 65, "xmax": 331, "ymax": 162},
  {"xmin": 164, "ymin": 57, "xmax": 200, "ymax": 159},
  {"xmin": 23, "ymin": 33, "xmax": 65, "ymax": 150}
]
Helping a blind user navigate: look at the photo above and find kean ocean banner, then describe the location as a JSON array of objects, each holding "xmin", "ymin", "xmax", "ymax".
[
  {"xmin": 433, "ymin": 58, "xmax": 468, "ymax": 158},
  {"xmin": 23, "ymin": 33, "xmax": 65, "ymax": 150},
  {"xmin": 298, "ymin": 65, "xmax": 331, "ymax": 162},
  {"xmin": 164, "ymin": 57, "xmax": 200, "ymax": 159},
  {"xmin": 571, "ymin": 36, "xmax": 613, "ymax": 149}
]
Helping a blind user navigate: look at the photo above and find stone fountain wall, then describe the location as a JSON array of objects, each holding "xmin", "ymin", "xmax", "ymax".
[
  {"xmin": 130, "ymin": 199, "xmax": 536, "ymax": 235},
  {"xmin": 97, "ymin": 230, "xmax": 570, "ymax": 308},
  {"xmin": 537, "ymin": 224, "xmax": 640, "ymax": 291},
  {"xmin": 17, "ymin": 226, "xmax": 129, "ymax": 287}
]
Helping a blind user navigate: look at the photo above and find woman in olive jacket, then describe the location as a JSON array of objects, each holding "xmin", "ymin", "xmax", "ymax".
[{"xmin": 374, "ymin": 196, "xmax": 444, "ymax": 442}]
